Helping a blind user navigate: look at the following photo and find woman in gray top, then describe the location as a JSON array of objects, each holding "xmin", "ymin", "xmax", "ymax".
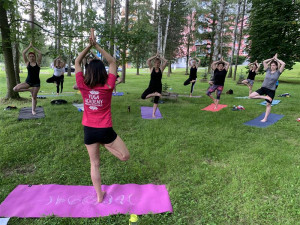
[{"xmin": 249, "ymin": 54, "xmax": 285, "ymax": 122}]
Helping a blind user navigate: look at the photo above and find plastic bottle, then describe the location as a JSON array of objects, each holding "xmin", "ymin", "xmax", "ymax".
[{"xmin": 129, "ymin": 214, "xmax": 138, "ymax": 225}]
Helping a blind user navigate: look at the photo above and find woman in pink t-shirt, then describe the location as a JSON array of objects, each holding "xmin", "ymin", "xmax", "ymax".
[{"xmin": 75, "ymin": 31, "xmax": 130, "ymax": 203}]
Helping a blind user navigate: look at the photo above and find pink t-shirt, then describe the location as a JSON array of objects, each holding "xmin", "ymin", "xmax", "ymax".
[{"xmin": 76, "ymin": 71, "xmax": 116, "ymax": 128}]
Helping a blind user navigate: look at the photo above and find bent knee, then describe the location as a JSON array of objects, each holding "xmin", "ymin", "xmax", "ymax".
[{"xmin": 141, "ymin": 95, "xmax": 146, "ymax": 100}]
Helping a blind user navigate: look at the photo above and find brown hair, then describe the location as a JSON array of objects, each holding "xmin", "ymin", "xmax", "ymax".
[
  {"xmin": 270, "ymin": 60, "xmax": 278, "ymax": 68},
  {"xmin": 84, "ymin": 59, "xmax": 108, "ymax": 88},
  {"xmin": 28, "ymin": 52, "xmax": 36, "ymax": 57},
  {"xmin": 217, "ymin": 62, "xmax": 225, "ymax": 66}
]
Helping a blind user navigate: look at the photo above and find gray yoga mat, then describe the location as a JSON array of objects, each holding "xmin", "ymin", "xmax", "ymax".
[{"xmin": 18, "ymin": 107, "xmax": 45, "ymax": 120}]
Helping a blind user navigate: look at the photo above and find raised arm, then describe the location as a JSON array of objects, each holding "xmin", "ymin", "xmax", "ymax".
[
  {"xmin": 31, "ymin": 45, "xmax": 42, "ymax": 65},
  {"xmin": 273, "ymin": 55, "xmax": 285, "ymax": 73},
  {"xmin": 189, "ymin": 58, "xmax": 193, "ymax": 67},
  {"xmin": 211, "ymin": 61, "xmax": 218, "ymax": 71},
  {"xmin": 255, "ymin": 61, "xmax": 260, "ymax": 73},
  {"xmin": 263, "ymin": 58, "xmax": 273, "ymax": 71},
  {"xmin": 22, "ymin": 43, "xmax": 32, "ymax": 64},
  {"xmin": 196, "ymin": 57, "xmax": 201, "ymax": 68},
  {"xmin": 221, "ymin": 58, "xmax": 229, "ymax": 71},
  {"xmin": 147, "ymin": 55, "xmax": 157, "ymax": 70},
  {"xmin": 94, "ymin": 43, "xmax": 117, "ymax": 76},
  {"xmin": 75, "ymin": 43, "xmax": 93, "ymax": 74},
  {"xmin": 160, "ymin": 56, "xmax": 168, "ymax": 73}
]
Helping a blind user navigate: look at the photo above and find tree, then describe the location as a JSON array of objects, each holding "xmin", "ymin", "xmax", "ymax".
[
  {"xmin": 0, "ymin": 1, "xmax": 20, "ymax": 99},
  {"xmin": 228, "ymin": 0, "xmax": 242, "ymax": 78},
  {"xmin": 233, "ymin": 0, "xmax": 246, "ymax": 81},
  {"xmin": 248, "ymin": 0, "xmax": 300, "ymax": 69}
]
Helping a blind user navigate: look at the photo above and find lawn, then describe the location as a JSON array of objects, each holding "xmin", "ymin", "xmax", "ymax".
[{"xmin": 0, "ymin": 63, "xmax": 300, "ymax": 224}]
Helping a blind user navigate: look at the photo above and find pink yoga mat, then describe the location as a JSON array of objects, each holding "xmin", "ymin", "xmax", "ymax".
[
  {"xmin": 0, "ymin": 184, "xmax": 172, "ymax": 218},
  {"xmin": 201, "ymin": 103, "xmax": 227, "ymax": 112}
]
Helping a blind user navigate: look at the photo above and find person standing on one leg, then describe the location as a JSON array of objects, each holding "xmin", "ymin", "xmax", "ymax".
[
  {"xmin": 46, "ymin": 57, "xmax": 65, "ymax": 95},
  {"xmin": 13, "ymin": 42, "xmax": 42, "ymax": 115},
  {"xmin": 141, "ymin": 53, "xmax": 168, "ymax": 118},
  {"xmin": 184, "ymin": 58, "xmax": 200, "ymax": 97},
  {"xmin": 206, "ymin": 58, "xmax": 229, "ymax": 109},
  {"xmin": 75, "ymin": 29, "xmax": 130, "ymax": 203},
  {"xmin": 249, "ymin": 53, "xmax": 285, "ymax": 122},
  {"xmin": 242, "ymin": 60, "xmax": 260, "ymax": 95}
]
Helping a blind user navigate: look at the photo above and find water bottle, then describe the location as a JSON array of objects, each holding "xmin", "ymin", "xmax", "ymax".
[
  {"xmin": 128, "ymin": 106, "xmax": 131, "ymax": 113},
  {"xmin": 78, "ymin": 108, "xmax": 82, "ymax": 112},
  {"xmin": 129, "ymin": 214, "xmax": 138, "ymax": 225}
]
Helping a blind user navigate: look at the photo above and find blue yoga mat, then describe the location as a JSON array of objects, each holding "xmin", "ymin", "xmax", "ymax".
[
  {"xmin": 234, "ymin": 96, "xmax": 249, "ymax": 99},
  {"xmin": 112, "ymin": 92, "xmax": 124, "ymax": 96},
  {"xmin": 259, "ymin": 99, "xmax": 281, "ymax": 106},
  {"xmin": 244, "ymin": 113, "xmax": 284, "ymax": 128}
]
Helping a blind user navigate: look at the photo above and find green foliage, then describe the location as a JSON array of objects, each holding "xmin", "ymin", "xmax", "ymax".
[
  {"xmin": 248, "ymin": 0, "xmax": 300, "ymax": 69},
  {"xmin": 162, "ymin": 82, "xmax": 169, "ymax": 92}
]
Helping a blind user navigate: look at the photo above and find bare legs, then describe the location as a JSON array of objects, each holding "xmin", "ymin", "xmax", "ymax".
[
  {"xmin": 31, "ymin": 87, "xmax": 40, "ymax": 115},
  {"xmin": 152, "ymin": 103, "xmax": 158, "ymax": 117},
  {"xmin": 145, "ymin": 92, "xmax": 161, "ymax": 99},
  {"xmin": 13, "ymin": 83, "xmax": 40, "ymax": 115},
  {"xmin": 249, "ymin": 91, "xmax": 273, "ymax": 122},
  {"xmin": 142, "ymin": 92, "xmax": 161, "ymax": 118},
  {"xmin": 85, "ymin": 136, "xmax": 130, "ymax": 203},
  {"xmin": 242, "ymin": 80, "xmax": 253, "ymax": 95}
]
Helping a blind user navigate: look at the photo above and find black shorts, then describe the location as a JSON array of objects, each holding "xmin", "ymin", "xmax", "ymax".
[
  {"xmin": 84, "ymin": 126, "xmax": 117, "ymax": 145},
  {"xmin": 256, "ymin": 87, "xmax": 275, "ymax": 103},
  {"xmin": 26, "ymin": 81, "xmax": 40, "ymax": 87}
]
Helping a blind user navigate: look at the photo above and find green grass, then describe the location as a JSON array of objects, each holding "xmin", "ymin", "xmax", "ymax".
[{"xmin": 0, "ymin": 64, "xmax": 300, "ymax": 224}]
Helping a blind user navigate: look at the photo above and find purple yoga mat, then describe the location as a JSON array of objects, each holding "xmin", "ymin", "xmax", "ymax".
[
  {"xmin": 0, "ymin": 184, "xmax": 172, "ymax": 218},
  {"xmin": 141, "ymin": 106, "xmax": 162, "ymax": 119}
]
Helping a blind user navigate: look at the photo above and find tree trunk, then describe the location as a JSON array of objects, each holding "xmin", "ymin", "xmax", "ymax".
[
  {"xmin": 162, "ymin": 0, "xmax": 172, "ymax": 57},
  {"xmin": 228, "ymin": 0, "xmax": 242, "ymax": 78},
  {"xmin": 167, "ymin": 61, "xmax": 171, "ymax": 77},
  {"xmin": 233, "ymin": 0, "xmax": 246, "ymax": 81},
  {"xmin": 54, "ymin": 0, "xmax": 58, "ymax": 52},
  {"xmin": 12, "ymin": 41, "xmax": 20, "ymax": 84},
  {"xmin": 11, "ymin": 6, "xmax": 20, "ymax": 84},
  {"xmin": 208, "ymin": 2, "xmax": 217, "ymax": 73},
  {"xmin": 57, "ymin": 0, "xmax": 62, "ymax": 54},
  {"xmin": 0, "ymin": 2, "xmax": 20, "ymax": 99},
  {"xmin": 212, "ymin": 0, "xmax": 226, "ymax": 61},
  {"xmin": 185, "ymin": 16, "xmax": 192, "ymax": 75},
  {"xmin": 157, "ymin": 0, "xmax": 162, "ymax": 55},
  {"xmin": 121, "ymin": 0, "xmax": 129, "ymax": 83},
  {"xmin": 136, "ymin": 52, "xmax": 140, "ymax": 75},
  {"xmin": 68, "ymin": 37, "xmax": 72, "ymax": 76},
  {"xmin": 152, "ymin": 0, "xmax": 158, "ymax": 54},
  {"xmin": 30, "ymin": 0, "xmax": 34, "ymax": 43},
  {"xmin": 110, "ymin": 0, "xmax": 115, "ymax": 56}
]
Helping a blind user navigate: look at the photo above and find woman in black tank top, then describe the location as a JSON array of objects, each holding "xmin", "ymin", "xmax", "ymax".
[
  {"xmin": 183, "ymin": 58, "xmax": 200, "ymax": 97},
  {"xmin": 13, "ymin": 42, "xmax": 42, "ymax": 115},
  {"xmin": 242, "ymin": 61, "xmax": 260, "ymax": 95},
  {"xmin": 141, "ymin": 53, "xmax": 168, "ymax": 118}
]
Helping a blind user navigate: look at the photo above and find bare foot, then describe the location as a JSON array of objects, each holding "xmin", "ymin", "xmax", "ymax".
[
  {"xmin": 97, "ymin": 191, "xmax": 106, "ymax": 203},
  {"xmin": 32, "ymin": 111, "xmax": 36, "ymax": 115},
  {"xmin": 189, "ymin": 94, "xmax": 192, "ymax": 97},
  {"xmin": 260, "ymin": 119, "xmax": 267, "ymax": 122},
  {"xmin": 265, "ymin": 95, "xmax": 272, "ymax": 102},
  {"xmin": 152, "ymin": 114, "xmax": 156, "ymax": 118},
  {"xmin": 154, "ymin": 92, "xmax": 162, "ymax": 97}
]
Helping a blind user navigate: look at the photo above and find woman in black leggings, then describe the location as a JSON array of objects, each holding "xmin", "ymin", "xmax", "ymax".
[
  {"xmin": 184, "ymin": 58, "xmax": 200, "ymax": 97},
  {"xmin": 141, "ymin": 53, "xmax": 168, "ymax": 118}
]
